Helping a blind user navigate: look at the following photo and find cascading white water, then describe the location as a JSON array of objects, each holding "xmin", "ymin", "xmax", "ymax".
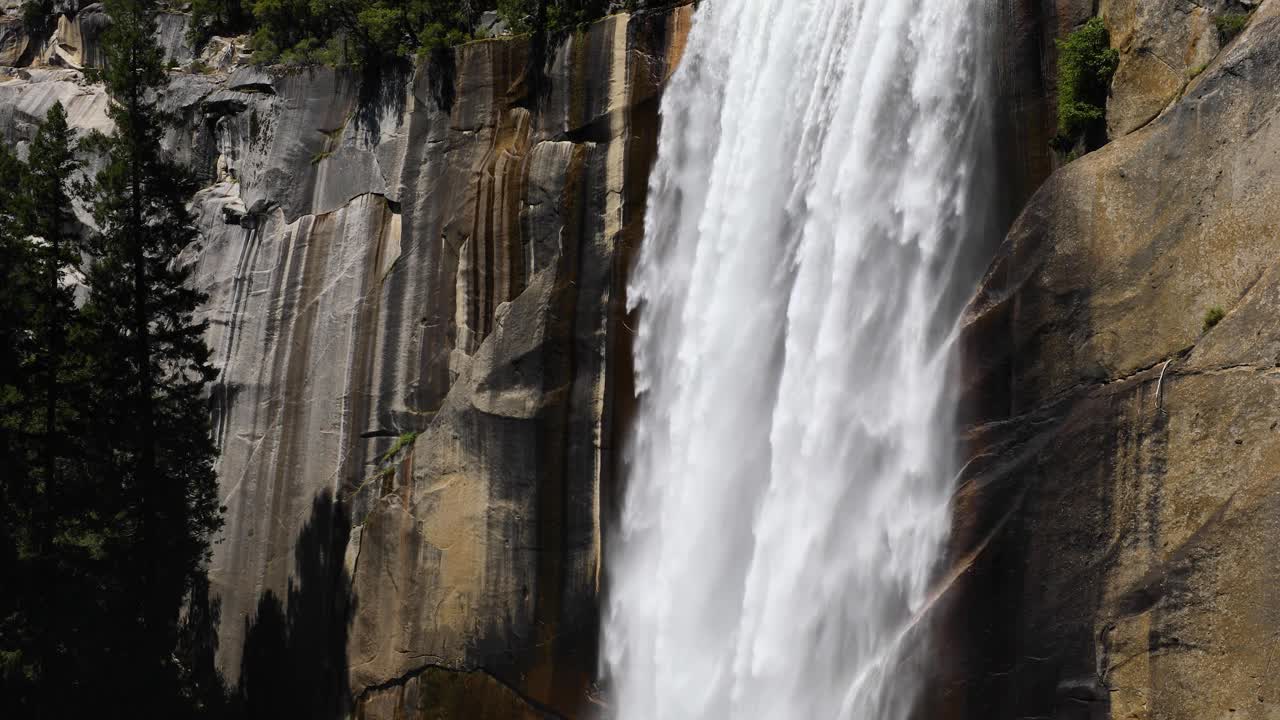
[{"xmin": 603, "ymin": 0, "xmax": 993, "ymax": 718}]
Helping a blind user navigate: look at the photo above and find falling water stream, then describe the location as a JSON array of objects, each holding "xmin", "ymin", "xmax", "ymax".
[{"xmin": 604, "ymin": 0, "xmax": 993, "ymax": 717}]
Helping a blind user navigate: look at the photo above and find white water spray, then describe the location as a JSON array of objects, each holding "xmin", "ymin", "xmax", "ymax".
[{"xmin": 604, "ymin": 0, "xmax": 993, "ymax": 717}]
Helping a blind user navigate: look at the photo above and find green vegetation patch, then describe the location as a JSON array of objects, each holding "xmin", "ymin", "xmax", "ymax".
[
  {"xmin": 1203, "ymin": 306, "xmax": 1226, "ymax": 332},
  {"xmin": 1215, "ymin": 12, "xmax": 1251, "ymax": 44},
  {"xmin": 188, "ymin": 0, "xmax": 618, "ymax": 68},
  {"xmin": 1056, "ymin": 17, "xmax": 1119, "ymax": 145},
  {"xmin": 381, "ymin": 430, "xmax": 420, "ymax": 463},
  {"xmin": 348, "ymin": 431, "xmax": 420, "ymax": 499},
  {"xmin": 310, "ymin": 125, "xmax": 345, "ymax": 165}
]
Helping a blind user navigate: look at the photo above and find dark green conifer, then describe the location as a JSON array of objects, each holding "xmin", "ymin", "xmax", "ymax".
[
  {"xmin": 0, "ymin": 139, "xmax": 36, "ymax": 715},
  {"xmin": 78, "ymin": 0, "xmax": 223, "ymax": 711},
  {"xmin": 13, "ymin": 101, "xmax": 89, "ymax": 715},
  {"xmin": 0, "ymin": 101, "xmax": 101, "ymax": 718},
  {"xmin": 21, "ymin": 101, "xmax": 82, "ymax": 558}
]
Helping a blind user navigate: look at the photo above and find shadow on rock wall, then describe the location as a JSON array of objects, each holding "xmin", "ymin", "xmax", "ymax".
[
  {"xmin": 355, "ymin": 59, "xmax": 413, "ymax": 141},
  {"xmin": 177, "ymin": 573, "xmax": 236, "ymax": 718},
  {"xmin": 237, "ymin": 489, "xmax": 356, "ymax": 719},
  {"xmin": 174, "ymin": 489, "xmax": 355, "ymax": 718}
]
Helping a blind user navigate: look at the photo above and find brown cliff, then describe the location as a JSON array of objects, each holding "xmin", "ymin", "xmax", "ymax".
[
  {"xmin": 948, "ymin": 2, "xmax": 1280, "ymax": 718},
  {"xmin": 0, "ymin": 3, "xmax": 693, "ymax": 716}
]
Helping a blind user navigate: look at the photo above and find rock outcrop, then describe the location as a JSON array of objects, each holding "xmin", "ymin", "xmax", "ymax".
[
  {"xmin": 947, "ymin": 1, "xmax": 1280, "ymax": 718},
  {"xmin": 1100, "ymin": 0, "xmax": 1258, "ymax": 138}
]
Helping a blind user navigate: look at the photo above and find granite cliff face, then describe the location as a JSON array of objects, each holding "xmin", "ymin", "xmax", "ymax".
[
  {"xmin": 3, "ymin": 0, "xmax": 1279, "ymax": 715},
  {"xmin": 190, "ymin": 9, "xmax": 693, "ymax": 717},
  {"xmin": 0, "ymin": 2, "xmax": 691, "ymax": 716},
  {"xmin": 949, "ymin": 1, "xmax": 1280, "ymax": 718}
]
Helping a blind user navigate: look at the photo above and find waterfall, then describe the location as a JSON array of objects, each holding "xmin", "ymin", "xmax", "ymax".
[{"xmin": 603, "ymin": 0, "xmax": 993, "ymax": 717}]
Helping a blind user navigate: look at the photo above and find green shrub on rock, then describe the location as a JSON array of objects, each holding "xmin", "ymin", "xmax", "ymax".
[
  {"xmin": 1203, "ymin": 306, "xmax": 1226, "ymax": 332},
  {"xmin": 1056, "ymin": 17, "xmax": 1119, "ymax": 146},
  {"xmin": 381, "ymin": 431, "xmax": 419, "ymax": 463},
  {"xmin": 1215, "ymin": 12, "xmax": 1251, "ymax": 44}
]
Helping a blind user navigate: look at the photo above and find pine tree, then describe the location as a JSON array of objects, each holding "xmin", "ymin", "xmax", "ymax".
[
  {"xmin": 21, "ymin": 101, "xmax": 82, "ymax": 599},
  {"xmin": 80, "ymin": 0, "xmax": 223, "ymax": 711},
  {"xmin": 11, "ymin": 101, "xmax": 91, "ymax": 716},
  {"xmin": 0, "ymin": 101, "xmax": 102, "ymax": 717},
  {"xmin": 0, "ymin": 138, "xmax": 37, "ymax": 714}
]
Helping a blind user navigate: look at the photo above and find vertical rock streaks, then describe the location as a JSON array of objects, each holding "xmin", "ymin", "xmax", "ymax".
[{"xmin": 183, "ymin": 8, "xmax": 698, "ymax": 718}]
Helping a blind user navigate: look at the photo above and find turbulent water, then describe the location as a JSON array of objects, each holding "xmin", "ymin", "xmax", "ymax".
[{"xmin": 603, "ymin": 0, "xmax": 993, "ymax": 717}]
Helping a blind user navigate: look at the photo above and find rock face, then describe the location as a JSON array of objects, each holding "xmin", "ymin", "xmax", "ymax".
[
  {"xmin": 992, "ymin": 0, "xmax": 1094, "ymax": 201},
  {"xmin": 0, "ymin": 67, "xmax": 110, "ymax": 142},
  {"xmin": 0, "ymin": 3, "xmax": 693, "ymax": 717},
  {"xmin": 1100, "ymin": 0, "xmax": 1238, "ymax": 138},
  {"xmin": 947, "ymin": 1, "xmax": 1280, "ymax": 718},
  {"xmin": 3, "ymin": 0, "xmax": 1278, "ymax": 716},
  {"xmin": 990, "ymin": 0, "xmax": 1255, "ymax": 185},
  {"xmin": 191, "ymin": 9, "xmax": 693, "ymax": 718},
  {"xmin": 0, "ymin": 14, "xmax": 28, "ymax": 65}
]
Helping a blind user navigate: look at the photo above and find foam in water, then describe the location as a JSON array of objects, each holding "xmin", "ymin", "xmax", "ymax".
[{"xmin": 603, "ymin": 0, "xmax": 993, "ymax": 717}]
